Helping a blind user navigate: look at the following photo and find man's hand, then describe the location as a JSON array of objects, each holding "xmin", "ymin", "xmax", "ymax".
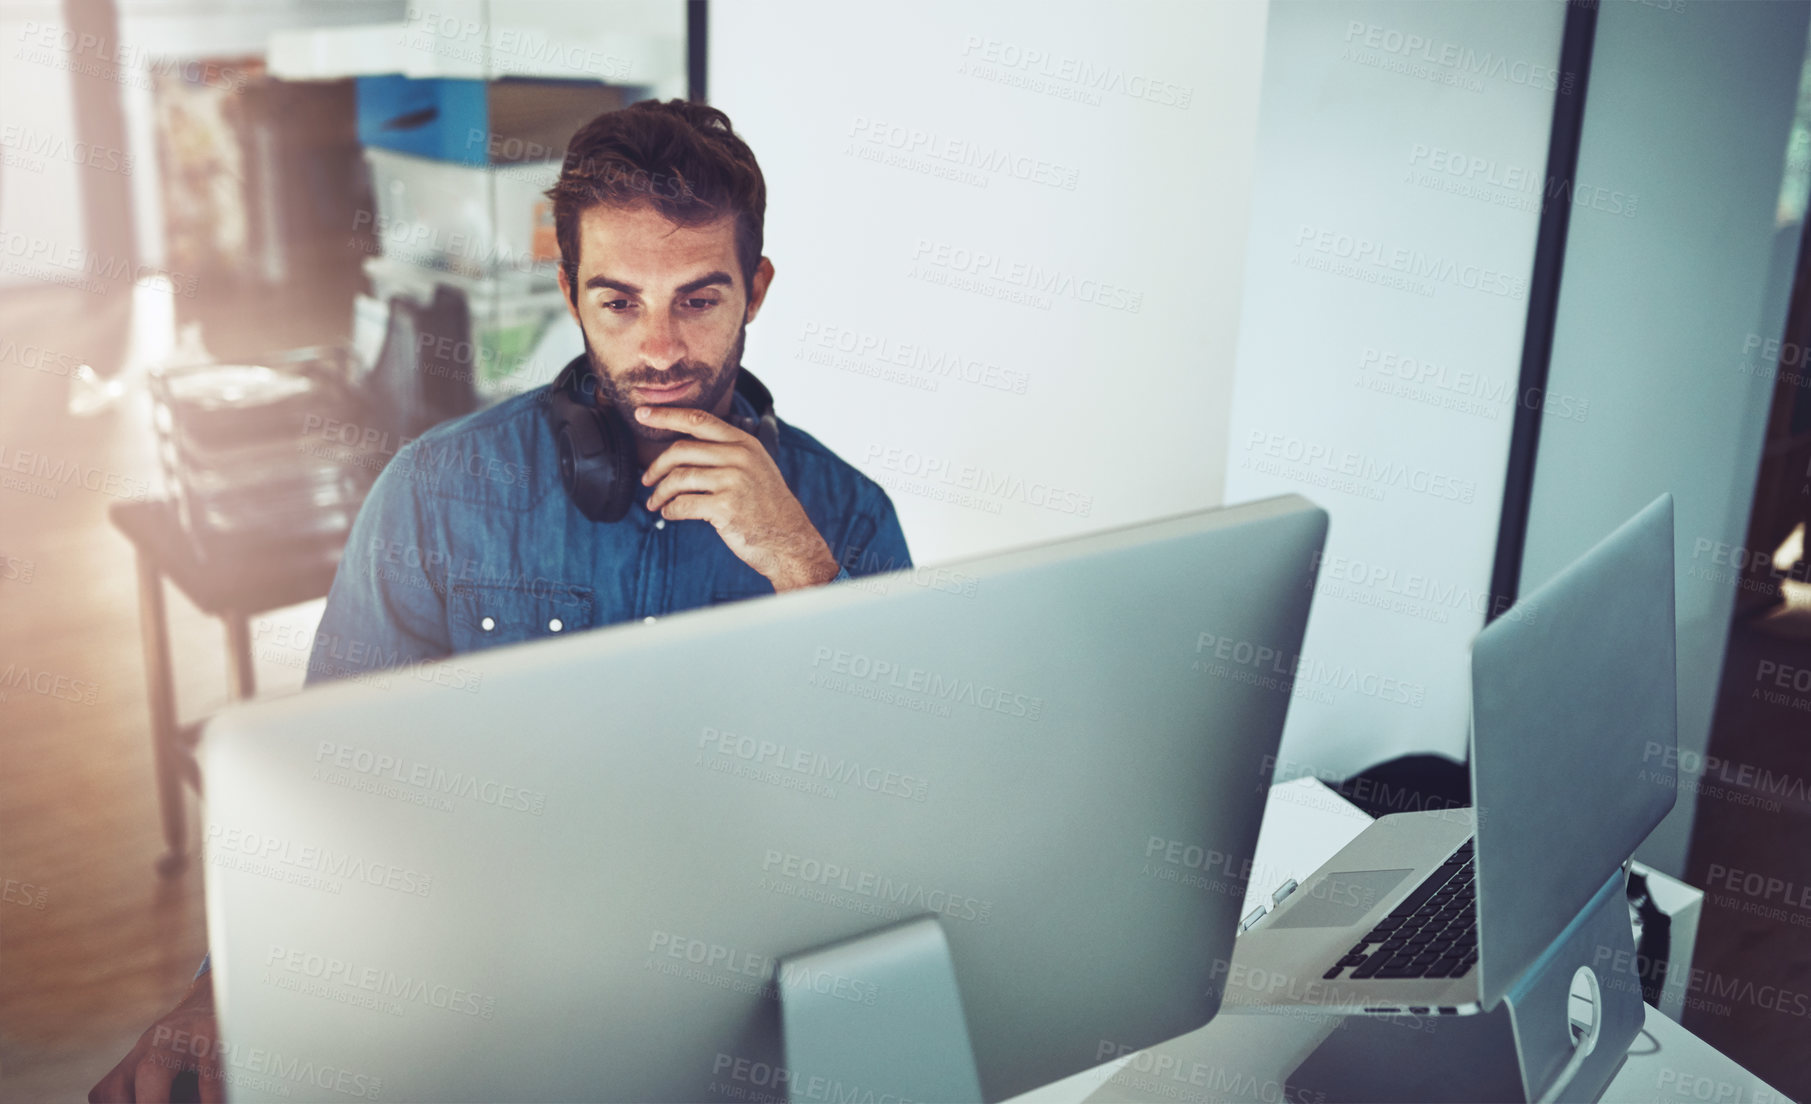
[
  {"xmin": 636, "ymin": 405, "xmax": 840, "ymax": 591},
  {"xmin": 90, "ymin": 972, "xmax": 223, "ymax": 1103}
]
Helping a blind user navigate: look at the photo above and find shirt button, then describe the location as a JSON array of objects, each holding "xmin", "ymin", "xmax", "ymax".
[
  {"xmin": 653, "ymin": 518, "xmax": 666, "ymax": 530},
  {"xmin": 548, "ymin": 618, "xmax": 563, "ymax": 633},
  {"xmin": 479, "ymin": 616, "xmax": 496, "ymax": 632},
  {"xmin": 642, "ymin": 616, "xmax": 658, "ymax": 624}
]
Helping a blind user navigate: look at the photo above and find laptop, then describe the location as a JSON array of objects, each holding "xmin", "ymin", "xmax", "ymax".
[
  {"xmin": 1221, "ymin": 493, "xmax": 1678, "ymax": 1016},
  {"xmin": 197, "ymin": 497, "xmax": 1326, "ymax": 1102}
]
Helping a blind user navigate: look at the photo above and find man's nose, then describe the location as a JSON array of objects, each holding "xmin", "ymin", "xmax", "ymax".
[{"xmin": 638, "ymin": 308, "xmax": 686, "ymax": 367}]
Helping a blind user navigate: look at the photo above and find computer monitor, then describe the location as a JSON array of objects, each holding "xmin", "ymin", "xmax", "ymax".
[{"xmin": 198, "ymin": 495, "xmax": 1328, "ymax": 1102}]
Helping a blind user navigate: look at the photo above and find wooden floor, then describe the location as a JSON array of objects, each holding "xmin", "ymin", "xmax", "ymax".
[
  {"xmin": 0, "ymin": 283, "xmax": 325, "ymax": 1099},
  {"xmin": 2, "ymin": 280, "xmax": 1810, "ymax": 1100}
]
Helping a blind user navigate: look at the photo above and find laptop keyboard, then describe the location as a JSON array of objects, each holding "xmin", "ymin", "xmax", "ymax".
[{"xmin": 1322, "ymin": 838, "xmax": 1477, "ymax": 982}]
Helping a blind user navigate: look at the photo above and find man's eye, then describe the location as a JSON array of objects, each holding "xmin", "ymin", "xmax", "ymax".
[
  {"xmin": 601, "ymin": 299, "xmax": 633, "ymax": 313},
  {"xmin": 684, "ymin": 298, "xmax": 719, "ymax": 310}
]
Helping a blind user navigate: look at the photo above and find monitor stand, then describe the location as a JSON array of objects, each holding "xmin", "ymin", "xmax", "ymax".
[{"xmin": 777, "ymin": 915, "xmax": 984, "ymax": 1104}]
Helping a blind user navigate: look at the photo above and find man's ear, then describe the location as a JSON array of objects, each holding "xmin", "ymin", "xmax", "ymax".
[
  {"xmin": 744, "ymin": 257, "xmax": 775, "ymax": 324},
  {"xmin": 557, "ymin": 265, "xmax": 582, "ymax": 326}
]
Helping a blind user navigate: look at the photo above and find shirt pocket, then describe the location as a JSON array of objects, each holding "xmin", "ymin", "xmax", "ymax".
[{"xmin": 448, "ymin": 581, "xmax": 598, "ymax": 653}]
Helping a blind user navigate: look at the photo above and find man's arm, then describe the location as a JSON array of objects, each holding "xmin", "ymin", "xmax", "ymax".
[{"xmin": 305, "ymin": 444, "xmax": 453, "ymax": 687}]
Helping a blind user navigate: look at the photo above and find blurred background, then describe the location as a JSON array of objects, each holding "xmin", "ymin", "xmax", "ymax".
[
  {"xmin": 0, "ymin": 1, "xmax": 682, "ymax": 1095},
  {"xmin": 3, "ymin": 0, "xmax": 1811, "ymax": 1098}
]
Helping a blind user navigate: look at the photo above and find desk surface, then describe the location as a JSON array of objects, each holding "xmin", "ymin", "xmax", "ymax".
[{"xmin": 1004, "ymin": 779, "xmax": 1790, "ymax": 1104}]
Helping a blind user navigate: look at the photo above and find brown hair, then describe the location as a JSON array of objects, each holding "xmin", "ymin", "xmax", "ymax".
[{"xmin": 546, "ymin": 99, "xmax": 766, "ymax": 303}]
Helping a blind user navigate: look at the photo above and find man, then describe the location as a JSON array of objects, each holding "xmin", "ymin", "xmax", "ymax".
[{"xmin": 91, "ymin": 98, "xmax": 909, "ymax": 1103}]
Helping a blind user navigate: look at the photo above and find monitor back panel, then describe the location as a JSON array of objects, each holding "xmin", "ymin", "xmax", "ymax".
[{"xmin": 201, "ymin": 497, "xmax": 1326, "ymax": 1102}]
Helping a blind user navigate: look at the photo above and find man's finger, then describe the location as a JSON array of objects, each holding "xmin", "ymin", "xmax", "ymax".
[
  {"xmin": 634, "ymin": 404, "xmax": 749, "ymax": 443},
  {"xmin": 647, "ymin": 466, "xmax": 732, "ymax": 513},
  {"xmin": 88, "ymin": 1062, "xmax": 132, "ymax": 1103},
  {"xmin": 658, "ymin": 491, "xmax": 718, "ymax": 526},
  {"xmin": 132, "ymin": 1051, "xmax": 177, "ymax": 1103},
  {"xmin": 197, "ymin": 1062, "xmax": 227, "ymax": 1104},
  {"xmin": 640, "ymin": 439, "xmax": 744, "ymax": 487}
]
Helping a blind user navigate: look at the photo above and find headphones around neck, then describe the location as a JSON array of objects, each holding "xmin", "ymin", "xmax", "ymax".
[{"xmin": 546, "ymin": 354, "xmax": 781, "ymax": 523}]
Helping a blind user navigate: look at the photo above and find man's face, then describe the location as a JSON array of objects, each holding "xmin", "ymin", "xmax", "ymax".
[{"xmin": 556, "ymin": 202, "xmax": 774, "ymax": 446}]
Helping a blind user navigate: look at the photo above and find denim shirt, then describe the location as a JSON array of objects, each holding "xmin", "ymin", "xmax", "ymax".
[{"xmin": 302, "ymin": 371, "xmax": 912, "ymax": 687}]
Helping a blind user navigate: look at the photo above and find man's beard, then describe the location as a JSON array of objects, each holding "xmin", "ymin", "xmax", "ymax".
[{"xmin": 582, "ymin": 323, "xmax": 746, "ymax": 443}]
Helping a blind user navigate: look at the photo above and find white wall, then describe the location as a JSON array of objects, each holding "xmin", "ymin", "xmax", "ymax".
[
  {"xmin": 1519, "ymin": 0, "xmax": 1811, "ymax": 876},
  {"xmin": 710, "ymin": 0, "xmax": 1269, "ymax": 564},
  {"xmin": 1226, "ymin": 0, "xmax": 1566, "ymax": 780},
  {"xmin": 0, "ymin": 0, "xmax": 86, "ymax": 287}
]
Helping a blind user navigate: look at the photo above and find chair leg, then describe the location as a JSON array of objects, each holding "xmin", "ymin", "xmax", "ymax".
[{"xmin": 224, "ymin": 612, "xmax": 255, "ymax": 701}]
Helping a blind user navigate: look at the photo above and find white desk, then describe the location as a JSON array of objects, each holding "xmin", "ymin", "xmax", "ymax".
[{"xmin": 1005, "ymin": 779, "xmax": 1791, "ymax": 1104}]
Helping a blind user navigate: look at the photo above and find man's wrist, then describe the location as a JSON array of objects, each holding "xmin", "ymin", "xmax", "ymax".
[
  {"xmin": 769, "ymin": 536, "xmax": 841, "ymax": 591},
  {"xmin": 806, "ymin": 550, "xmax": 843, "ymax": 587}
]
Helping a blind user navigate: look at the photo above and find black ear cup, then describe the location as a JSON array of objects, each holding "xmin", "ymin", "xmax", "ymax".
[
  {"xmin": 548, "ymin": 383, "xmax": 637, "ymax": 523},
  {"xmin": 546, "ymin": 355, "xmax": 781, "ymax": 524},
  {"xmin": 729, "ymin": 369, "xmax": 782, "ymax": 456},
  {"xmin": 730, "ymin": 410, "xmax": 781, "ymax": 455}
]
